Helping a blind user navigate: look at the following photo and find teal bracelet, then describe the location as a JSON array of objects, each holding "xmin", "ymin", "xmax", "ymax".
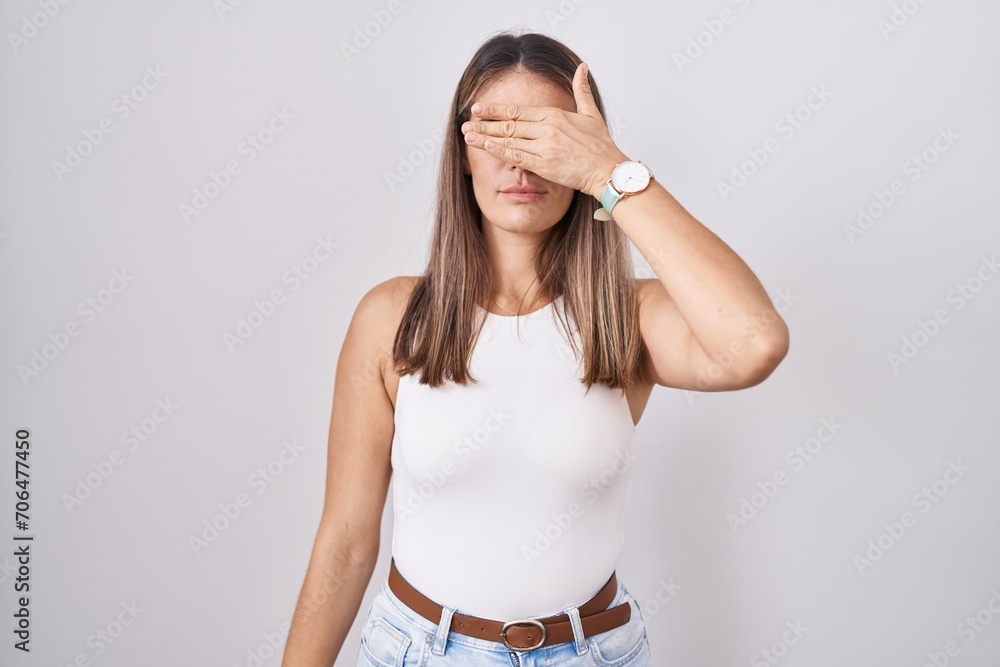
[{"xmin": 600, "ymin": 182, "xmax": 622, "ymax": 216}]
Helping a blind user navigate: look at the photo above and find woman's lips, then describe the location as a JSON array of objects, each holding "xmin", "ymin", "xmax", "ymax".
[{"xmin": 501, "ymin": 191, "xmax": 544, "ymax": 202}]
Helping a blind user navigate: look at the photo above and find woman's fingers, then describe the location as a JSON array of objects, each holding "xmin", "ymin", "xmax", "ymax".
[
  {"xmin": 466, "ymin": 132, "xmax": 543, "ymax": 171},
  {"xmin": 461, "ymin": 118, "xmax": 546, "ymax": 140},
  {"xmin": 470, "ymin": 101, "xmax": 549, "ymax": 122}
]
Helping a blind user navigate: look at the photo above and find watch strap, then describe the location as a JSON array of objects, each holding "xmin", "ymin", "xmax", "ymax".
[{"xmin": 600, "ymin": 181, "xmax": 621, "ymax": 216}]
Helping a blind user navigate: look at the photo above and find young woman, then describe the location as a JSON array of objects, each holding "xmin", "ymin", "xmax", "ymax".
[{"xmin": 282, "ymin": 30, "xmax": 789, "ymax": 667}]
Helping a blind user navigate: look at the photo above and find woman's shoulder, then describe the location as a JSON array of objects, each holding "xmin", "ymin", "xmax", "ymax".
[
  {"xmin": 351, "ymin": 276, "xmax": 422, "ymax": 337},
  {"xmin": 356, "ymin": 274, "xmax": 420, "ymax": 311}
]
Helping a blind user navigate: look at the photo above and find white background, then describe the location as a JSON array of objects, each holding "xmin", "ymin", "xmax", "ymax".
[{"xmin": 1, "ymin": 1, "xmax": 998, "ymax": 665}]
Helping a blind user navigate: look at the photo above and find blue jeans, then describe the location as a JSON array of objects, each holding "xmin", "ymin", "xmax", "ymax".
[{"xmin": 356, "ymin": 576, "xmax": 652, "ymax": 666}]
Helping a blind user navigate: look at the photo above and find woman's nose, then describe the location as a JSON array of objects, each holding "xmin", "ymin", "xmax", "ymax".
[{"xmin": 506, "ymin": 162, "xmax": 534, "ymax": 177}]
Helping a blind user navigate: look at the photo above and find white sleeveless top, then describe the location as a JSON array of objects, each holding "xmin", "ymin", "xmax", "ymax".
[{"xmin": 389, "ymin": 294, "xmax": 637, "ymax": 620}]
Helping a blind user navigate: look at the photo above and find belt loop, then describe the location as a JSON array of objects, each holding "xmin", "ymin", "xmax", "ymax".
[
  {"xmin": 565, "ymin": 605, "xmax": 590, "ymax": 656},
  {"xmin": 432, "ymin": 604, "xmax": 456, "ymax": 656}
]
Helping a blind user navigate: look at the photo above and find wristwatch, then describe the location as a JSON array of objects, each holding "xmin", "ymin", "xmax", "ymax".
[{"xmin": 594, "ymin": 160, "xmax": 655, "ymax": 221}]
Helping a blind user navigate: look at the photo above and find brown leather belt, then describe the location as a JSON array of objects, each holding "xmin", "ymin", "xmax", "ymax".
[{"xmin": 387, "ymin": 558, "xmax": 631, "ymax": 651}]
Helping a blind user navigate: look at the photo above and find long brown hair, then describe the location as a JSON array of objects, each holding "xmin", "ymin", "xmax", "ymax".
[{"xmin": 392, "ymin": 29, "xmax": 642, "ymax": 395}]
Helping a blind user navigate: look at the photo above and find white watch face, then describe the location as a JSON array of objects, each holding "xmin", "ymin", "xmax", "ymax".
[{"xmin": 611, "ymin": 161, "xmax": 651, "ymax": 194}]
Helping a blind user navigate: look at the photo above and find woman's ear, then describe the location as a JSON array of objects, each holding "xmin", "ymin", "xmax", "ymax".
[{"xmin": 462, "ymin": 151, "xmax": 471, "ymax": 175}]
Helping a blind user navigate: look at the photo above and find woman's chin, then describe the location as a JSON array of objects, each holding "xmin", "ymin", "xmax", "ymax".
[
  {"xmin": 490, "ymin": 214, "xmax": 562, "ymax": 233},
  {"xmin": 482, "ymin": 203, "xmax": 568, "ymax": 230}
]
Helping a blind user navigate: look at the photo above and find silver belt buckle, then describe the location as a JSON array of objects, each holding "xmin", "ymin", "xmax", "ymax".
[{"xmin": 500, "ymin": 618, "xmax": 547, "ymax": 651}]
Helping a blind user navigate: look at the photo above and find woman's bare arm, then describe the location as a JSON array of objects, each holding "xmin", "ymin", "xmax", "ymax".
[{"xmin": 281, "ymin": 277, "xmax": 409, "ymax": 666}]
